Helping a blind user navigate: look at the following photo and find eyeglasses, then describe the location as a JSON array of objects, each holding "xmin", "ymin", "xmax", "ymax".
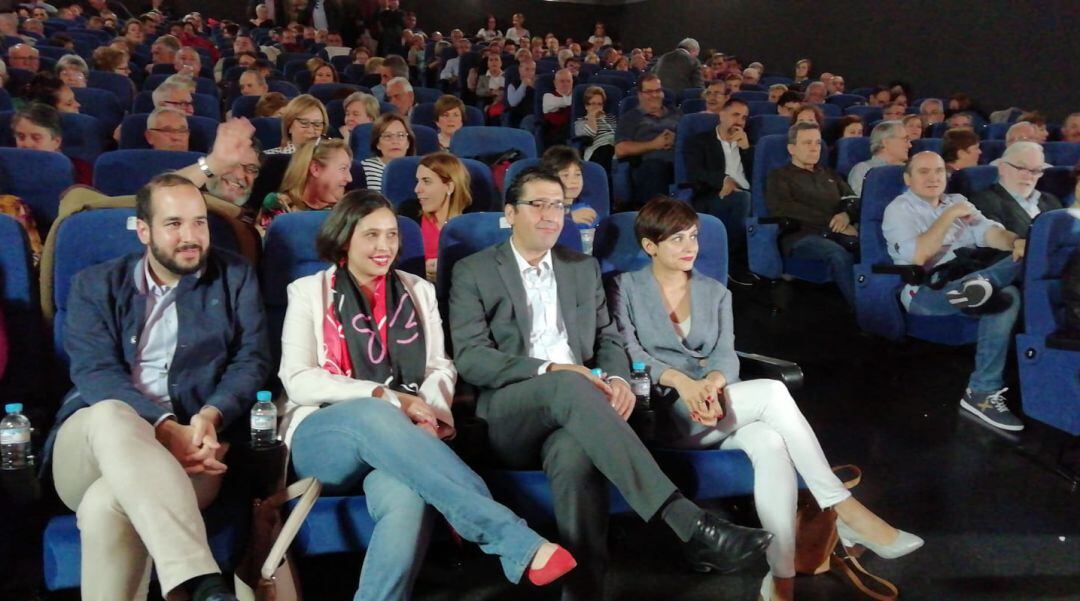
[
  {"xmin": 149, "ymin": 127, "xmax": 190, "ymax": 134},
  {"xmin": 516, "ymin": 200, "xmax": 570, "ymax": 214},
  {"xmin": 1003, "ymin": 161, "xmax": 1046, "ymax": 177},
  {"xmin": 703, "ymin": 91, "xmax": 727, "ymax": 97},
  {"xmin": 163, "ymin": 100, "xmax": 193, "ymax": 109},
  {"xmin": 240, "ymin": 164, "xmax": 261, "ymax": 175},
  {"xmin": 379, "ymin": 132, "xmax": 409, "ymax": 140},
  {"xmin": 295, "ymin": 118, "xmax": 325, "ymax": 130},
  {"xmin": 640, "ymin": 88, "xmax": 664, "ymax": 96}
]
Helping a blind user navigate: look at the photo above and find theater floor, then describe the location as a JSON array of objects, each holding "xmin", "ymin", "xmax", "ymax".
[{"xmin": 10, "ymin": 279, "xmax": 1080, "ymax": 601}]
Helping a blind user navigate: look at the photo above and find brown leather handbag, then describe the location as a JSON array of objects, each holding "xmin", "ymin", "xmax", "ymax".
[{"xmin": 794, "ymin": 465, "xmax": 899, "ymax": 601}]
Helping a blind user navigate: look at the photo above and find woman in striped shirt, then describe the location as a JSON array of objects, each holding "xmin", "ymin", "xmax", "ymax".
[
  {"xmin": 360, "ymin": 113, "xmax": 416, "ymax": 193},
  {"xmin": 573, "ymin": 85, "xmax": 617, "ymax": 173}
]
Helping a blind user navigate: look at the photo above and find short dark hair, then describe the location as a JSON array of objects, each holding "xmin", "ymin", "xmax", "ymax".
[
  {"xmin": 722, "ymin": 98, "xmax": 749, "ymax": 112},
  {"xmin": 540, "ymin": 145, "xmax": 583, "ymax": 173},
  {"xmin": 787, "ymin": 121, "xmax": 820, "ymax": 145},
  {"xmin": 635, "ymin": 196, "xmax": 699, "ymax": 246},
  {"xmin": 13, "ymin": 102, "xmax": 62, "ymax": 138},
  {"xmin": 27, "ymin": 72, "xmax": 66, "ymax": 109},
  {"xmin": 637, "ymin": 72, "xmax": 661, "ymax": 92},
  {"xmin": 941, "ymin": 128, "xmax": 980, "ymax": 164},
  {"xmin": 369, "ymin": 113, "xmax": 416, "ymax": 158},
  {"xmin": 777, "ymin": 90, "xmax": 803, "ymax": 106},
  {"xmin": 316, "ymin": 190, "xmax": 395, "ymax": 264},
  {"xmin": 505, "ymin": 167, "xmax": 564, "ymax": 206},
  {"xmin": 135, "ymin": 173, "xmax": 200, "ymax": 223}
]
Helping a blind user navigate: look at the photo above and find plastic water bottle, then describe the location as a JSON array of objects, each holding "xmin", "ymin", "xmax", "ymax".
[
  {"xmin": 250, "ymin": 390, "xmax": 277, "ymax": 448},
  {"xmin": 630, "ymin": 362, "xmax": 651, "ymax": 410},
  {"xmin": 579, "ymin": 224, "xmax": 597, "ymax": 255},
  {"xmin": 0, "ymin": 403, "xmax": 33, "ymax": 470}
]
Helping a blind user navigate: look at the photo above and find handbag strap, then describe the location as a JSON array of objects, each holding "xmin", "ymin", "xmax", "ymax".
[
  {"xmin": 259, "ymin": 477, "xmax": 322, "ymax": 581},
  {"xmin": 830, "ymin": 550, "xmax": 899, "ymax": 601},
  {"xmin": 833, "ymin": 464, "xmax": 862, "ymax": 489}
]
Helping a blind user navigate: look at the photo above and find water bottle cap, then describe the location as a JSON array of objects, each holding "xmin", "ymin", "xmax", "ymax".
[
  {"xmin": 632, "ymin": 362, "xmax": 646, "ymax": 371},
  {"xmin": 256, "ymin": 390, "xmax": 272, "ymax": 402},
  {"xmin": 591, "ymin": 368, "xmax": 603, "ymax": 376},
  {"xmin": 4, "ymin": 403, "xmax": 22, "ymax": 413}
]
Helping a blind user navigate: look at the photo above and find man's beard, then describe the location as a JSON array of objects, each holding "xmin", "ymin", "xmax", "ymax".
[
  {"xmin": 207, "ymin": 174, "xmax": 251, "ymax": 206},
  {"xmin": 150, "ymin": 237, "xmax": 207, "ymax": 276}
]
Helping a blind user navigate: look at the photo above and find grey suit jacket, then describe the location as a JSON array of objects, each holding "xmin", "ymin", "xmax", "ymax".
[
  {"xmin": 970, "ymin": 184, "xmax": 1062, "ymax": 239},
  {"xmin": 652, "ymin": 48, "xmax": 703, "ymax": 93},
  {"xmin": 609, "ymin": 267, "xmax": 740, "ymax": 393},
  {"xmin": 449, "ymin": 241, "xmax": 631, "ymax": 407}
]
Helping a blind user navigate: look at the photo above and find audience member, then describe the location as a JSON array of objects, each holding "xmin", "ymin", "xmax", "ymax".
[
  {"xmin": 945, "ymin": 112, "xmax": 975, "ymax": 130},
  {"xmin": 27, "ymin": 72, "xmax": 81, "ymax": 113},
  {"xmin": 340, "ymin": 91, "xmax": 380, "ymax": 142},
  {"xmin": 941, "ymin": 128, "xmax": 982, "ymax": 175},
  {"xmin": 610, "ymin": 197, "xmax": 923, "ymax": 601},
  {"xmin": 541, "ymin": 68, "xmax": 574, "ymax": 147},
  {"xmin": 307, "ymin": 57, "xmax": 339, "ymax": 84},
  {"xmin": 1005, "ymin": 121, "xmax": 1039, "ymax": 147},
  {"xmin": 448, "ymin": 166, "xmax": 772, "ymax": 601},
  {"xmin": 919, "ymin": 98, "xmax": 946, "ymax": 128},
  {"xmin": 1063, "ymin": 112, "xmax": 1080, "ymax": 142},
  {"xmin": 573, "ymin": 85, "xmax": 618, "ymax": 173},
  {"xmin": 775, "ymin": 91, "xmax": 802, "ymax": 118},
  {"xmin": 175, "ymin": 119, "xmax": 264, "ymax": 209},
  {"xmin": 505, "ymin": 13, "xmax": 530, "ymax": 44},
  {"xmin": 1018, "ymin": 111, "xmax": 1050, "ymax": 143},
  {"xmin": 56, "ymin": 55, "xmax": 89, "ymax": 89},
  {"xmin": 589, "ymin": 22, "xmax": 613, "ymax": 47},
  {"xmin": 882, "ymin": 152, "xmax": 1025, "ymax": 431},
  {"xmin": 373, "ymin": 55, "xmax": 408, "ymax": 101},
  {"xmin": 398, "ymin": 152, "xmax": 476, "ymax": 280},
  {"xmin": 238, "ymin": 69, "xmax": 268, "ymax": 97},
  {"xmin": 882, "ymin": 102, "xmax": 906, "ymax": 123},
  {"xmin": 173, "ymin": 46, "xmax": 201, "ymax": 78},
  {"xmin": 47, "ymin": 172, "xmax": 268, "ymax": 601},
  {"xmin": 476, "ymin": 14, "xmax": 502, "ymax": 42},
  {"xmin": 766, "ymin": 123, "xmax": 859, "ymax": 308},
  {"xmin": 767, "ymin": 84, "xmax": 788, "ymax": 104},
  {"xmin": 259, "ymin": 138, "xmax": 353, "ymax": 230},
  {"xmin": 386, "ymin": 76, "xmax": 416, "ymax": 121},
  {"xmin": 848, "ymin": 120, "xmax": 910, "ymax": 196},
  {"xmin": 506, "ymin": 58, "xmax": 536, "ymax": 128},
  {"xmin": 615, "ymin": 73, "xmax": 681, "ymax": 208},
  {"xmin": 792, "ymin": 58, "xmax": 811, "ymax": 89},
  {"xmin": 471, "ymin": 53, "xmax": 506, "ymax": 122},
  {"xmin": 152, "ymin": 80, "xmax": 194, "ymax": 116},
  {"xmin": 792, "ymin": 104, "xmax": 825, "ymax": 128},
  {"xmin": 867, "ymin": 86, "xmax": 891, "ymax": 108},
  {"xmin": 149, "ymin": 34, "xmax": 180, "ymax": 73},
  {"xmin": 432, "ymin": 94, "xmax": 465, "ymax": 151},
  {"xmin": 255, "ymin": 92, "xmax": 288, "ymax": 118},
  {"xmin": 539, "ymin": 145, "xmax": 601, "ymax": 227},
  {"xmin": 742, "ymin": 67, "xmax": 761, "ymax": 86},
  {"xmin": 684, "ymin": 98, "xmax": 754, "ymax": 282},
  {"xmin": 265, "ymin": 94, "xmax": 328, "ymax": 155},
  {"xmin": 439, "ymin": 39, "xmax": 471, "ymax": 87},
  {"xmin": 92, "ymin": 46, "xmax": 133, "ymax": 77},
  {"xmin": 701, "ymin": 80, "xmax": 729, "ymax": 116},
  {"xmin": 902, "ymin": 114, "xmax": 924, "ymax": 141},
  {"xmin": 360, "ymin": 113, "xmax": 415, "ymax": 192},
  {"xmin": 145, "ymin": 107, "xmax": 190, "ymax": 151},
  {"xmin": 970, "ymin": 141, "xmax": 1062, "ymax": 239},
  {"xmin": 826, "ymin": 74, "xmax": 846, "ymax": 96},
  {"xmin": 653, "ymin": 38, "xmax": 703, "ymax": 93},
  {"xmin": 803, "ymin": 81, "xmax": 826, "ymax": 105},
  {"xmin": 838, "ymin": 115, "xmax": 864, "ymax": 138}
]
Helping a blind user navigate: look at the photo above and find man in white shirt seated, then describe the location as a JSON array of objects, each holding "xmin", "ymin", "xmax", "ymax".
[{"xmin": 882, "ymin": 151, "xmax": 1026, "ymax": 432}]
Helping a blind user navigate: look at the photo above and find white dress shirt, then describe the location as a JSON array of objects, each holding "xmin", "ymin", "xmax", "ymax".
[
  {"xmin": 312, "ymin": 0, "xmax": 329, "ymax": 31},
  {"xmin": 509, "ymin": 239, "xmax": 576, "ymax": 371},
  {"xmin": 717, "ymin": 134, "xmax": 750, "ymax": 190},
  {"xmin": 132, "ymin": 258, "xmax": 179, "ymax": 421}
]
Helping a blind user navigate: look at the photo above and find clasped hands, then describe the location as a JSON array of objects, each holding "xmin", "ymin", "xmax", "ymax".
[
  {"xmin": 548, "ymin": 363, "xmax": 636, "ymax": 420},
  {"xmin": 155, "ymin": 406, "xmax": 228, "ymax": 476},
  {"xmin": 672, "ymin": 372, "xmax": 727, "ymax": 426}
]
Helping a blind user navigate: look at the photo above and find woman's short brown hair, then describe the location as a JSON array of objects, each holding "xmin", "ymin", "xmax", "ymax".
[
  {"xmin": 316, "ymin": 190, "xmax": 395, "ymax": 265},
  {"xmin": 369, "ymin": 112, "xmax": 416, "ymax": 158},
  {"xmin": 433, "ymin": 94, "xmax": 465, "ymax": 121},
  {"xmin": 634, "ymin": 196, "xmax": 699, "ymax": 247},
  {"xmin": 941, "ymin": 128, "xmax": 981, "ymax": 164}
]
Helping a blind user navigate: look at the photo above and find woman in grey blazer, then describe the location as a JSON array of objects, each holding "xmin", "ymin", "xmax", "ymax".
[{"xmin": 609, "ymin": 198, "xmax": 922, "ymax": 601}]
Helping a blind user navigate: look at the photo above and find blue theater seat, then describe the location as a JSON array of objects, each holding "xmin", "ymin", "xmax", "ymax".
[
  {"xmin": 412, "ymin": 86, "xmax": 443, "ymax": 104},
  {"xmin": 826, "ymin": 94, "xmax": 865, "ymax": 110},
  {"xmin": 251, "ymin": 117, "xmax": 283, "ymax": 150},
  {"xmin": 1016, "ymin": 209, "xmax": 1080, "ymax": 435},
  {"xmin": 747, "ymin": 101, "xmax": 777, "ymax": 116},
  {"xmin": 381, "ymin": 156, "xmax": 501, "ymax": 213},
  {"xmin": 746, "ymin": 114, "xmax": 790, "ymax": 144},
  {"xmin": 87, "ymin": 71, "xmax": 134, "ymax": 110},
  {"xmin": 732, "ymin": 90, "xmax": 768, "ymax": 103},
  {"xmin": 835, "ymin": 137, "xmax": 871, "ymax": 178},
  {"xmin": 307, "ymin": 82, "xmax": 362, "ymax": 105},
  {"xmin": 0, "ymin": 148, "xmax": 74, "ymax": 229},
  {"xmin": 680, "ymin": 98, "xmax": 706, "ymax": 114},
  {"xmin": 845, "ymin": 105, "xmax": 882, "ymax": 123},
  {"xmin": 503, "ymin": 157, "xmax": 610, "ymax": 220},
  {"xmin": 910, "ymin": 137, "xmax": 942, "ymax": 156},
  {"xmin": 59, "ymin": 112, "xmax": 107, "ymax": 165},
  {"xmin": 853, "ymin": 166, "xmax": 979, "ymax": 343},
  {"xmin": 746, "ymin": 134, "xmax": 832, "ymax": 282},
  {"xmin": 1044, "ymin": 142, "xmax": 1080, "ymax": 167},
  {"xmin": 673, "ymin": 112, "xmax": 720, "ymax": 200},
  {"xmin": 72, "ymin": 87, "xmax": 124, "ymax": 134},
  {"xmin": 230, "ymin": 94, "xmax": 261, "ymax": 118},
  {"xmin": 93, "ymin": 150, "xmax": 205, "ymax": 196},
  {"xmin": 0, "ymin": 214, "xmax": 43, "ymax": 400},
  {"xmin": 448, "ymin": 126, "xmax": 538, "ymax": 160},
  {"xmin": 979, "ymin": 140, "xmax": 1006, "ymax": 164}
]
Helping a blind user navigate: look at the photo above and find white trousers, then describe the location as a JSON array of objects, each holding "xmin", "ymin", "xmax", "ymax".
[{"xmin": 664, "ymin": 379, "xmax": 851, "ymax": 578}]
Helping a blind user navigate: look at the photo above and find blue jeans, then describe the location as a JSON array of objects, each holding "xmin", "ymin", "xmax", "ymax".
[
  {"xmin": 696, "ymin": 190, "xmax": 751, "ymax": 271},
  {"xmin": 290, "ymin": 398, "xmax": 544, "ymax": 601},
  {"xmin": 908, "ymin": 256, "xmax": 1022, "ymax": 393},
  {"xmin": 788, "ymin": 235, "xmax": 856, "ymax": 308}
]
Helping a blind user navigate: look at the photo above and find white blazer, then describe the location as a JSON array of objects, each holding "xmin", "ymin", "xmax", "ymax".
[{"xmin": 278, "ymin": 266, "xmax": 456, "ymax": 448}]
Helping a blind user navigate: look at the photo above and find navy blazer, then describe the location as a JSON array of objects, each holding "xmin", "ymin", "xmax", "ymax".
[
  {"xmin": 969, "ymin": 183, "xmax": 1063, "ymax": 239},
  {"xmin": 683, "ymin": 129, "xmax": 754, "ymax": 203},
  {"xmin": 47, "ymin": 248, "xmax": 270, "ymax": 463},
  {"xmin": 609, "ymin": 267, "xmax": 740, "ymax": 394}
]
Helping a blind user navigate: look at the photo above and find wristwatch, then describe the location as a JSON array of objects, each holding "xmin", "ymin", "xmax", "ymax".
[{"xmin": 197, "ymin": 156, "xmax": 215, "ymax": 178}]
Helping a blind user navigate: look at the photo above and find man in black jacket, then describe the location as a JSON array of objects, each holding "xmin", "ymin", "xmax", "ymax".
[
  {"xmin": 48, "ymin": 173, "xmax": 269, "ymax": 601},
  {"xmin": 970, "ymin": 141, "xmax": 1062, "ymax": 240},
  {"xmin": 684, "ymin": 98, "xmax": 754, "ymax": 283}
]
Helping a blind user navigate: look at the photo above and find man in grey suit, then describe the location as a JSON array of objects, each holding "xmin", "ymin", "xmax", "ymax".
[
  {"xmin": 449, "ymin": 168, "xmax": 771, "ymax": 601},
  {"xmin": 970, "ymin": 141, "xmax": 1062, "ymax": 240},
  {"xmin": 652, "ymin": 37, "xmax": 704, "ymax": 93}
]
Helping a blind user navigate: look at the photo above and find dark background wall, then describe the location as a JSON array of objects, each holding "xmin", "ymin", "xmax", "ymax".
[{"xmin": 153, "ymin": 0, "xmax": 1078, "ymax": 119}]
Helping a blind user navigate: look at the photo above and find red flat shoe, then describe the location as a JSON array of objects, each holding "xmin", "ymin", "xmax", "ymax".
[{"xmin": 527, "ymin": 545, "xmax": 577, "ymax": 586}]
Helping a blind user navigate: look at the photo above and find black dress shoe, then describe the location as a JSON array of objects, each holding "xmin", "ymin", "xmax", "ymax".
[{"xmin": 683, "ymin": 511, "xmax": 773, "ymax": 574}]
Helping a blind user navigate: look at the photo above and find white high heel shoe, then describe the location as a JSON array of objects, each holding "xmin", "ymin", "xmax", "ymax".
[
  {"xmin": 758, "ymin": 571, "xmax": 774, "ymax": 601},
  {"xmin": 836, "ymin": 519, "xmax": 924, "ymax": 559}
]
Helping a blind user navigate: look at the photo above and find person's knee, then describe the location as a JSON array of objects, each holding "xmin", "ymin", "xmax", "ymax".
[
  {"xmin": 84, "ymin": 399, "xmax": 140, "ymax": 427},
  {"xmin": 543, "ymin": 436, "xmax": 601, "ymax": 484},
  {"xmin": 547, "ymin": 372, "xmax": 607, "ymax": 413},
  {"xmin": 75, "ymin": 481, "xmax": 125, "ymax": 534},
  {"xmin": 740, "ymin": 428, "xmax": 789, "ymax": 464},
  {"xmin": 334, "ymin": 396, "xmax": 402, "ymax": 428}
]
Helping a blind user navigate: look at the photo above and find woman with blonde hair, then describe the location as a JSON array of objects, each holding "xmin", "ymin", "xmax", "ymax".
[
  {"xmin": 399, "ymin": 152, "xmax": 475, "ymax": 280},
  {"xmin": 258, "ymin": 138, "xmax": 353, "ymax": 231},
  {"xmin": 265, "ymin": 94, "xmax": 329, "ymax": 155},
  {"xmin": 339, "ymin": 91, "xmax": 381, "ymax": 141}
]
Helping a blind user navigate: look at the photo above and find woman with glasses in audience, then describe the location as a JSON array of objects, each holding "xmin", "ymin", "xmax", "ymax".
[
  {"xmin": 609, "ymin": 197, "xmax": 924, "ymax": 601},
  {"xmin": 398, "ymin": 152, "xmax": 475, "ymax": 281},
  {"xmin": 340, "ymin": 91, "xmax": 381, "ymax": 142},
  {"xmin": 258, "ymin": 138, "xmax": 353, "ymax": 232},
  {"xmin": 432, "ymin": 94, "xmax": 465, "ymax": 151},
  {"xmin": 360, "ymin": 113, "xmax": 416, "ymax": 193},
  {"xmin": 265, "ymin": 94, "xmax": 329, "ymax": 155},
  {"xmin": 573, "ymin": 86, "xmax": 617, "ymax": 173},
  {"xmin": 279, "ymin": 190, "xmax": 576, "ymax": 601},
  {"xmin": 55, "ymin": 55, "xmax": 89, "ymax": 89}
]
